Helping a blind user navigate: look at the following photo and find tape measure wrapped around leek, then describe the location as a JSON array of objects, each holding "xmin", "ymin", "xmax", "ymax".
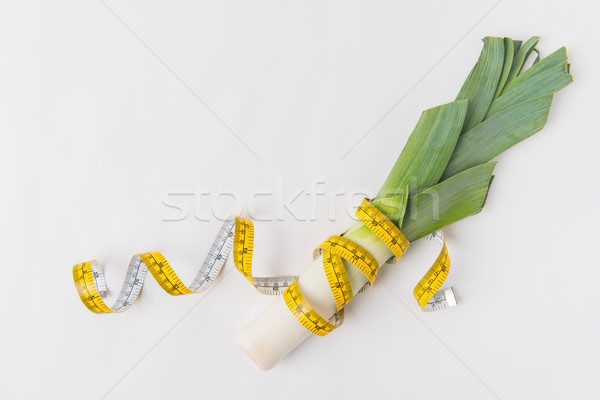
[{"xmin": 236, "ymin": 36, "xmax": 572, "ymax": 369}]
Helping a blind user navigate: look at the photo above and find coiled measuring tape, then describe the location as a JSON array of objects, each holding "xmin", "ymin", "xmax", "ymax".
[
  {"xmin": 72, "ymin": 217, "xmax": 296, "ymax": 314},
  {"xmin": 73, "ymin": 199, "xmax": 457, "ymax": 334}
]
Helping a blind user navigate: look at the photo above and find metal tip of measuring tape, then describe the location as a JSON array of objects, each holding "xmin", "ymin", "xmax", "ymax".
[
  {"xmin": 445, "ymin": 287, "xmax": 457, "ymax": 307},
  {"xmin": 422, "ymin": 287, "xmax": 458, "ymax": 312}
]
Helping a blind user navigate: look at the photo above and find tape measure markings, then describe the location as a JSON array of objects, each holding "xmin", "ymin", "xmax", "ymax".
[
  {"xmin": 319, "ymin": 249, "xmax": 353, "ymax": 311},
  {"xmin": 282, "ymin": 199, "xmax": 456, "ymax": 335},
  {"xmin": 318, "ymin": 236, "xmax": 379, "ymax": 285},
  {"xmin": 355, "ymin": 199, "xmax": 409, "ymax": 261},
  {"xmin": 283, "ymin": 281, "xmax": 340, "ymax": 336},
  {"xmin": 74, "ymin": 198, "xmax": 457, "ymax": 329},
  {"xmin": 252, "ymin": 276, "xmax": 297, "ymax": 295},
  {"xmin": 233, "ymin": 217, "xmax": 254, "ymax": 284},
  {"xmin": 74, "ymin": 216, "xmax": 273, "ymax": 313},
  {"xmin": 283, "ymin": 200, "xmax": 393, "ymax": 335},
  {"xmin": 413, "ymin": 236, "xmax": 451, "ymax": 310},
  {"xmin": 191, "ymin": 219, "xmax": 234, "ymax": 292}
]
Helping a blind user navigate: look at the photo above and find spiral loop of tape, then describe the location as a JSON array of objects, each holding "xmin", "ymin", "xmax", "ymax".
[{"xmin": 73, "ymin": 199, "xmax": 457, "ymax": 333}]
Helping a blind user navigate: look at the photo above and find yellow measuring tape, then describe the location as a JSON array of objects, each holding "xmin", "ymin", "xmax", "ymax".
[
  {"xmin": 73, "ymin": 199, "xmax": 456, "ymax": 334},
  {"xmin": 73, "ymin": 216, "xmax": 296, "ymax": 313}
]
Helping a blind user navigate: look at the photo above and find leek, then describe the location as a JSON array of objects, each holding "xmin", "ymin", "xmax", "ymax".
[{"xmin": 237, "ymin": 36, "xmax": 573, "ymax": 370}]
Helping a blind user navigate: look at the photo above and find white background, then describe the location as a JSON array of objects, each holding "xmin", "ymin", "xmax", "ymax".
[{"xmin": 1, "ymin": 0, "xmax": 598, "ymax": 398}]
